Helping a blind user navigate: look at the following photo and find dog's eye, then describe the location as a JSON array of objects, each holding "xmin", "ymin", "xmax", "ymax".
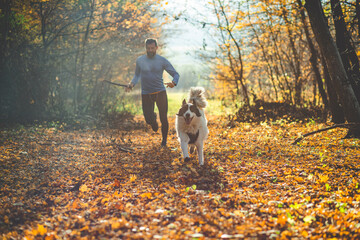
[
  {"xmin": 178, "ymin": 106, "xmax": 188, "ymax": 116},
  {"xmin": 190, "ymin": 105, "xmax": 201, "ymax": 117},
  {"xmin": 190, "ymin": 105, "xmax": 197, "ymax": 112}
]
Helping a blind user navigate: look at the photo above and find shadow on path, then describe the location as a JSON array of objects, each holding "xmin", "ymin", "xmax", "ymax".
[{"xmin": 137, "ymin": 145, "xmax": 227, "ymax": 192}]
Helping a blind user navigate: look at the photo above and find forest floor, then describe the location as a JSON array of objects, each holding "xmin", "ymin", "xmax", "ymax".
[{"xmin": 1, "ymin": 116, "xmax": 360, "ymax": 239}]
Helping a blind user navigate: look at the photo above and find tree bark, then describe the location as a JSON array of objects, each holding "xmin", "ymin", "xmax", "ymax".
[
  {"xmin": 305, "ymin": 0, "xmax": 360, "ymax": 126},
  {"xmin": 0, "ymin": 0, "xmax": 11, "ymax": 65},
  {"xmin": 77, "ymin": 0, "xmax": 95, "ymax": 113},
  {"xmin": 297, "ymin": 0, "xmax": 328, "ymax": 108},
  {"xmin": 330, "ymin": 0, "xmax": 360, "ymax": 103},
  {"xmin": 321, "ymin": 55, "xmax": 345, "ymax": 123},
  {"xmin": 357, "ymin": 0, "xmax": 360, "ymax": 39}
]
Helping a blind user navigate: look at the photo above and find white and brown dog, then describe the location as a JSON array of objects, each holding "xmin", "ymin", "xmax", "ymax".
[{"xmin": 175, "ymin": 87, "xmax": 209, "ymax": 165}]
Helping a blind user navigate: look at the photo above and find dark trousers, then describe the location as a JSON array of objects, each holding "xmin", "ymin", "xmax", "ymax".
[{"xmin": 141, "ymin": 90, "xmax": 168, "ymax": 142}]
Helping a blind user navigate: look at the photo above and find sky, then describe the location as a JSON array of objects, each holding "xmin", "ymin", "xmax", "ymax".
[
  {"xmin": 157, "ymin": 0, "xmax": 216, "ymax": 87},
  {"xmin": 159, "ymin": 0, "xmax": 212, "ymax": 66}
]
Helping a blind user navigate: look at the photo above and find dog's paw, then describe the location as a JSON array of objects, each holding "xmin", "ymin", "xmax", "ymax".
[{"xmin": 184, "ymin": 157, "xmax": 191, "ymax": 162}]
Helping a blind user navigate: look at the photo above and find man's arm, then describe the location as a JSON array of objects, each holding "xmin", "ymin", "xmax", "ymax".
[
  {"xmin": 163, "ymin": 59, "xmax": 180, "ymax": 86},
  {"xmin": 164, "ymin": 81, "xmax": 176, "ymax": 88},
  {"xmin": 127, "ymin": 58, "xmax": 141, "ymax": 92}
]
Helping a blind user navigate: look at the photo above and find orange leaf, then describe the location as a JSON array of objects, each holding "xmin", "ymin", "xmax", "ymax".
[
  {"xmin": 277, "ymin": 214, "xmax": 287, "ymax": 226},
  {"xmin": 140, "ymin": 192, "xmax": 152, "ymax": 199},
  {"xmin": 113, "ymin": 179, "xmax": 121, "ymax": 187},
  {"xmin": 37, "ymin": 224, "xmax": 47, "ymax": 235},
  {"xmin": 80, "ymin": 226, "xmax": 89, "ymax": 232},
  {"xmin": 71, "ymin": 199, "xmax": 81, "ymax": 209}
]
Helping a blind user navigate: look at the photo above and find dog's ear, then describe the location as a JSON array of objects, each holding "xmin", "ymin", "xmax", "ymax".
[
  {"xmin": 177, "ymin": 99, "xmax": 187, "ymax": 116},
  {"xmin": 177, "ymin": 104, "xmax": 187, "ymax": 116}
]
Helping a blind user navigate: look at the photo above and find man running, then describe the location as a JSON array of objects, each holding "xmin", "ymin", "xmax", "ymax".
[{"xmin": 126, "ymin": 38, "xmax": 180, "ymax": 147}]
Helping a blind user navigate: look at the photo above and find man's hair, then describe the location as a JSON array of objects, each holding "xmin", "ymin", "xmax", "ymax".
[{"xmin": 145, "ymin": 38, "xmax": 158, "ymax": 47}]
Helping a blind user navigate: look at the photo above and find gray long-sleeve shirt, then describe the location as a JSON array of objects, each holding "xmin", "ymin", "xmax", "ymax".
[{"xmin": 131, "ymin": 54, "xmax": 180, "ymax": 94}]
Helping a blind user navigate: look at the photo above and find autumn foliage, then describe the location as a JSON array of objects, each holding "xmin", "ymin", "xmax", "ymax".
[
  {"xmin": 0, "ymin": 0, "xmax": 159, "ymax": 121},
  {"xmin": 1, "ymin": 116, "xmax": 360, "ymax": 239},
  {"xmin": 207, "ymin": 0, "xmax": 360, "ymax": 111}
]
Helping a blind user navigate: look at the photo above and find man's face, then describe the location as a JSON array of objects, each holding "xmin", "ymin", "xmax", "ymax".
[{"xmin": 146, "ymin": 42, "xmax": 157, "ymax": 58}]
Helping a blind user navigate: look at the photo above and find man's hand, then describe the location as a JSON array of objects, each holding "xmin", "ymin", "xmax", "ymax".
[
  {"xmin": 165, "ymin": 81, "xmax": 176, "ymax": 88},
  {"xmin": 125, "ymin": 83, "xmax": 134, "ymax": 92}
]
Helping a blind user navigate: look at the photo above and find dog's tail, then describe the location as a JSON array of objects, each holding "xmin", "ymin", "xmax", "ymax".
[{"xmin": 189, "ymin": 87, "xmax": 207, "ymax": 109}]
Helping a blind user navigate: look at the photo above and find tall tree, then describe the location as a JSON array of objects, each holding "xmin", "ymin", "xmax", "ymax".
[
  {"xmin": 330, "ymin": 0, "xmax": 360, "ymax": 102},
  {"xmin": 305, "ymin": 0, "xmax": 360, "ymax": 135},
  {"xmin": 296, "ymin": 0, "xmax": 328, "ymax": 109}
]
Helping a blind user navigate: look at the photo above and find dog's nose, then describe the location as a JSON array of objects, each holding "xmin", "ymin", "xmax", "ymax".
[{"xmin": 185, "ymin": 113, "xmax": 190, "ymax": 118}]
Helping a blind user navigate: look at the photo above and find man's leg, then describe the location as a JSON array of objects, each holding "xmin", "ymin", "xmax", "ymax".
[
  {"xmin": 155, "ymin": 91, "xmax": 169, "ymax": 146},
  {"xmin": 142, "ymin": 94, "xmax": 158, "ymax": 132}
]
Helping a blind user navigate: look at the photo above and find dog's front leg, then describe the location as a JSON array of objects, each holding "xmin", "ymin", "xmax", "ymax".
[
  {"xmin": 196, "ymin": 143, "xmax": 204, "ymax": 165},
  {"xmin": 181, "ymin": 140, "xmax": 190, "ymax": 162}
]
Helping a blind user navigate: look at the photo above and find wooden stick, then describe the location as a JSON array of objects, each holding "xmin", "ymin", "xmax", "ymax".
[{"xmin": 103, "ymin": 80, "xmax": 128, "ymax": 87}]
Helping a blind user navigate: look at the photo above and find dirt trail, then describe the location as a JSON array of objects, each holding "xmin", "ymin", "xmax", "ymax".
[{"xmin": 1, "ymin": 117, "xmax": 360, "ymax": 239}]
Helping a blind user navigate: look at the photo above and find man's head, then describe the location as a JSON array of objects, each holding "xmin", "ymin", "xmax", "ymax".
[{"xmin": 145, "ymin": 38, "xmax": 158, "ymax": 58}]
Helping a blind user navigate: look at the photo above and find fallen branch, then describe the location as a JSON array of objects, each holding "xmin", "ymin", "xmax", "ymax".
[
  {"xmin": 293, "ymin": 123, "xmax": 360, "ymax": 145},
  {"xmin": 117, "ymin": 145, "xmax": 135, "ymax": 153}
]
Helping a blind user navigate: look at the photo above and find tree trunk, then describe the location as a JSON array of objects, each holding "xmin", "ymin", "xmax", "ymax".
[
  {"xmin": 297, "ymin": 0, "xmax": 328, "ymax": 109},
  {"xmin": 331, "ymin": 0, "xmax": 360, "ymax": 103},
  {"xmin": 305, "ymin": 0, "xmax": 360, "ymax": 128},
  {"xmin": 77, "ymin": 0, "xmax": 95, "ymax": 113},
  {"xmin": 357, "ymin": 0, "xmax": 360, "ymax": 39},
  {"xmin": 35, "ymin": 1, "xmax": 51, "ymax": 119},
  {"xmin": 0, "ymin": 0, "xmax": 12, "ymax": 120},
  {"xmin": 0, "ymin": 0, "xmax": 11, "ymax": 65},
  {"xmin": 321, "ymin": 55, "xmax": 345, "ymax": 123}
]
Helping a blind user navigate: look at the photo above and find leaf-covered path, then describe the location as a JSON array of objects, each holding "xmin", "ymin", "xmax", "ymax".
[{"xmin": 1, "ymin": 117, "xmax": 360, "ymax": 239}]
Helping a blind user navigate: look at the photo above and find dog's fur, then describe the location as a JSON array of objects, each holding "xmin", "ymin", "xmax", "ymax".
[{"xmin": 175, "ymin": 87, "xmax": 209, "ymax": 165}]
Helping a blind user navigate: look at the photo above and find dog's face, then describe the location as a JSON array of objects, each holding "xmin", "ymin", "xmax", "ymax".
[{"xmin": 177, "ymin": 99, "xmax": 201, "ymax": 125}]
